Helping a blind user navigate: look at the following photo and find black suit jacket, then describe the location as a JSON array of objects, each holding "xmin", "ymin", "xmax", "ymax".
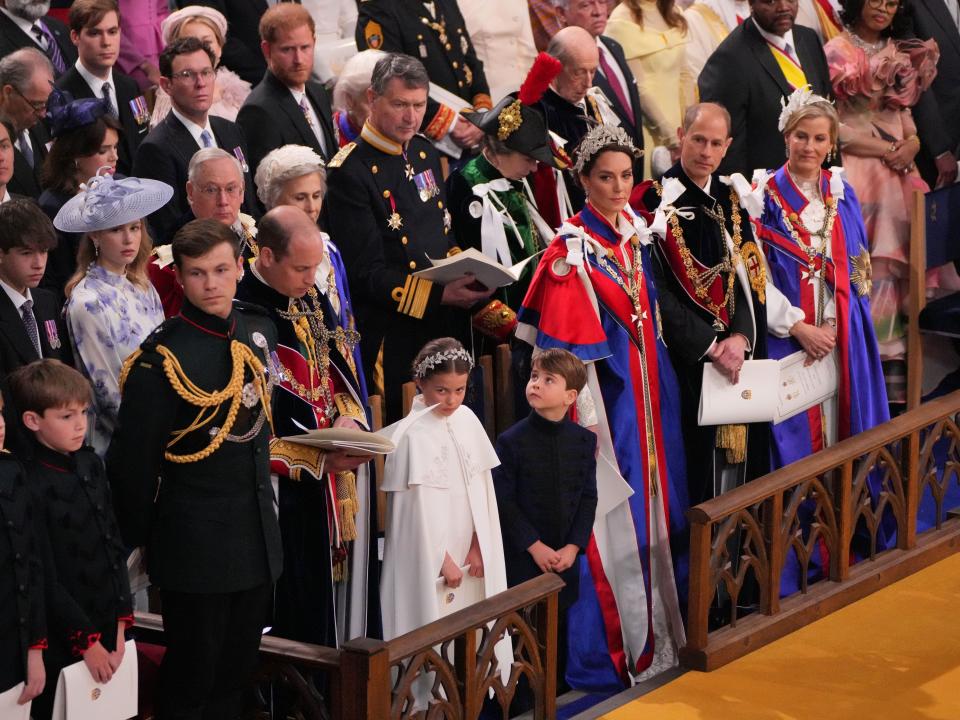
[
  {"xmin": 132, "ymin": 112, "xmax": 259, "ymax": 243},
  {"xmin": 698, "ymin": 20, "xmax": 832, "ymax": 175},
  {"xmin": 8, "ymin": 123, "xmax": 50, "ymax": 199},
  {"xmin": 0, "ymin": 285, "xmax": 70, "ymax": 458},
  {"xmin": 596, "ymin": 35, "xmax": 645, "ymax": 158},
  {"xmin": 0, "ymin": 13, "xmax": 76, "ymax": 79},
  {"xmin": 237, "ymin": 70, "xmax": 336, "ymax": 181},
  {"xmin": 181, "ymin": 0, "xmax": 268, "ymax": 86},
  {"xmin": 55, "ymin": 66, "xmax": 149, "ymax": 176},
  {"xmin": 908, "ymin": 0, "xmax": 960, "ymax": 184}
]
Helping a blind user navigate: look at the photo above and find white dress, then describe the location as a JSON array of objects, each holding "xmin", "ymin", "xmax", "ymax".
[
  {"xmin": 380, "ymin": 396, "xmax": 512, "ymax": 703},
  {"xmin": 65, "ymin": 264, "xmax": 164, "ymax": 455}
]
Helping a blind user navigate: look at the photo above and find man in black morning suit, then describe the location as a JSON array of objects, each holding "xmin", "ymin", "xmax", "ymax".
[
  {"xmin": 0, "ymin": 1, "xmax": 77, "ymax": 80},
  {"xmin": 907, "ymin": 0, "xmax": 960, "ymax": 188},
  {"xmin": 0, "ymin": 200, "xmax": 69, "ymax": 458},
  {"xmin": 556, "ymin": 0, "xmax": 645, "ymax": 159},
  {"xmin": 133, "ymin": 36, "xmax": 258, "ymax": 243},
  {"xmin": 55, "ymin": 0, "xmax": 149, "ymax": 176},
  {"xmin": 0, "ymin": 48, "xmax": 54, "ymax": 199},
  {"xmin": 237, "ymin": 3, "xmax": 336, "ymax": 183},
  {"xmin": 698, "ymin": 0, "xmax": 832, "ymax": 175}
]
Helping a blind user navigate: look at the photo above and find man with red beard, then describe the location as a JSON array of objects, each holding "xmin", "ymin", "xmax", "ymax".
[{"xmin": 237, "ymin": 3, "xmax": 336, "ymax": 182}]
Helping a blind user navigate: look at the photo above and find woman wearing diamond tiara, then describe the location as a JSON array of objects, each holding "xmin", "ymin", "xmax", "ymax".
[
  {"xmin": 57, "ymin": 173, "xmax": 173, "ymax": 456},
  {"xmin": 752, "ymin": 87, "xmax": 888, "ymax": 468},
  {"xmin": 379, "ymin": 337, "xmax": 511, "ymax": 710},
  {"xmin": 516, "ymin": 124, "xmax": 688, "ymax": 690},
  {"xmin": 749, "ymin": 88, "xmax": 890, "ymax": 594}
]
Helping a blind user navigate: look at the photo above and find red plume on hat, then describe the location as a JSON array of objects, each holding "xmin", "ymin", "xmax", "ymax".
[{"xmin": 518, "ymin": 53, "xmax": 562, "ymax": 106}]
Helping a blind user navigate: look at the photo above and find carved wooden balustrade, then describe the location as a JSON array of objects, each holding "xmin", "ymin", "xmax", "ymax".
[
  {"xmin": 683, "ymin": 389, "xmax": 960, "ymax": 671},
  {"xmin": 134, "ymin": 573, "xmax": 562, "ymax": 719}
]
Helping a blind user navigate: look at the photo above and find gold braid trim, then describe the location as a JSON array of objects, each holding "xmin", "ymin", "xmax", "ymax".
[
  {"xmin": 155, "ymin": 342, "xmax": 272, "ymax": 464},
  {"xmin": 336, "ymin": 471, "xmax": 359, "ymax": 542}
]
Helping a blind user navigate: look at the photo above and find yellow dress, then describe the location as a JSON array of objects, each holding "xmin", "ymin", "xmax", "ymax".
[{"xmin": 605, "ymin": 1, "xmax": 694, "ymax": 177}]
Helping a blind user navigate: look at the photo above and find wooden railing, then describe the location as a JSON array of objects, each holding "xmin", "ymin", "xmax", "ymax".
[
  {"xmin": 135, "ymin": 573, "xmax": 563, "ymax": 719},
  {"xmin": 683, "ymin": 389, "xmax": 960, "ymax": 671}
]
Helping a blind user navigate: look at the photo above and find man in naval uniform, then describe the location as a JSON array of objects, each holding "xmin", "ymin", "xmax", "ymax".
[
  {"xmin": 322, "ymin": 53, "xmax": 492, "ymax": 421},
  {"xmin": 236, "ymin": 205, "xmax": 379, "ymax": 648},
  {"xmin": 633, "ymin": 102, "xmax": 770, "ymax": 504},
  {"xmin": 356, "ymin": 0, "xmax": 492, "ymax": 156},
  {"xmin": 108, "ymin": 219, "xmax": 282, "ymax": 719}
]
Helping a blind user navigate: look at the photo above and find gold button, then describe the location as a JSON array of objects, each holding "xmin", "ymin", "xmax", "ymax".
[
  {"xmin": 419, "ymin": 151, "xmax": 426, "ymax": 159},
  {"xmin": 458, "ymin": 81, "xmax": 464, "ymax": 88},
  {"xmin": 401, "ymin": 236, "xmax": 408, "ymax": 245},
  {"xmin": 417, "ymin": 34, "xmax": 423, "ymax": 40},
  {"xmin": 452, "ymin": 61, "xmax": 459, "ymax": 69},
  {"xmin": 383, "ymin": 190, "xmax": 391, "ymax": 198},
  {"xmin": 437, "ymin": 200, "xmax": 443, "ymax": 209},
  {"xmin": 371, "ymin": 165, "xmax": 378, "ymax": 174},
  {"xmin": 409, "ymin": 261, "xmax": 416, "ymax": 269},
  {"xmin": 445, "ymin": 43, "xmax": 452, "ymax": 51}
]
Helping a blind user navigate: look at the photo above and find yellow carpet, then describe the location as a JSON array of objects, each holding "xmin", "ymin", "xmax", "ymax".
[{"xmin": 602, "ymin": 553, "xmax": 960, "ymax": 720}]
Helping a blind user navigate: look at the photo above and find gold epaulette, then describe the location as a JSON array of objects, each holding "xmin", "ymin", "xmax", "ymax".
[
  {"xmin": 391, "ymin": 275, "xmax": 434, "ymax": 319},
  {"xmin": 328, "ymin": 142, "xmax": 356, "ymax": 169}
]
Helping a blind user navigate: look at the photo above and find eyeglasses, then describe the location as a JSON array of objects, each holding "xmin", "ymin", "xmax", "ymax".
[
  {"xmin": 169, "ymin": 68, "xmax": 216, "ymax": 84},
  {"xmin": 866, "ymin": 0, "xmax": 900, "ymax": 12},
  {"xmin": 12, "ymin": 85, "xmax": 47, "ymax": 114},
  {"xmin": 199, "ymin": 183, "xmax": 242, "ymax": 198}
]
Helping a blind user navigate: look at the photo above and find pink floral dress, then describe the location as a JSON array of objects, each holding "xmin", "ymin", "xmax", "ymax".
[{"xmin": 825, "ymin": 33, "xmax": 949, "ymax": 401}]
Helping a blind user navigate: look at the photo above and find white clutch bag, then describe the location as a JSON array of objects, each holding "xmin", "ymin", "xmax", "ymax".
[
  {"xmin": 51, "ymin": 640, "xmax": 138, "ymax": 720},
  {"xmin": 698, "ymin": 359, "xmax": 780, "ymax": 425}
]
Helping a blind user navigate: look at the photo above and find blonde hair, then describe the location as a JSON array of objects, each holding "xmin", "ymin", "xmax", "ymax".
[
  {"xmin": 781, "ymin": 100, "xmax": 839, "ymax": 145},
  {"xmin": 64, "ymin": 223, "xmax": 156, "ymax": 297}
]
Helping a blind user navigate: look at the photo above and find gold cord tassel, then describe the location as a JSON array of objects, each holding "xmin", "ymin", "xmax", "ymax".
[
  {"xmin": 336, "ymin": 471, "xmax": 359, "ymax": 542},
  {"xmin": 717, "ymin": 424, "xmax": 747, "ymax": 464}
]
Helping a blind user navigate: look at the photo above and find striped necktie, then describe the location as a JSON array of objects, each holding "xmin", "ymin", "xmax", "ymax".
[
  {"xmin": 21, "ymin": 299, "xmax": 41, "ymax": 357},
  {"xmin": 32, "ymin": 21, "xmax": 66, "ymax": 75}
]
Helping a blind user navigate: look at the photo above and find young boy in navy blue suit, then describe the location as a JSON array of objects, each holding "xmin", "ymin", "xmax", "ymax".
[
  {"xmin": 10, "ymin": 360, "xmax": 131, "ymax": 720},
  {"xmin": 492, "ymin": 349, "xmax": 598, "ymax": 690}
]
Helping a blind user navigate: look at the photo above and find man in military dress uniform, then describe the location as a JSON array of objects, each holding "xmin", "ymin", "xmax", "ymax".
[
  {"xmin": 236, "ymin": 206, "xmax": 379, "ymax": 648},
  {"xmin": 356, "ymin": 0, "xmax": 492, "ymax": 155},
  {"xmin": 633, "ymin": 103, "xmax": 770, "ymax": 504},
  {"xmin": 322, "ymin": 53, "xmax": 493, "ymax": 421},
  {"xmin": 108, "ymin": 219, "xmax": 282, "ymax": 719}
]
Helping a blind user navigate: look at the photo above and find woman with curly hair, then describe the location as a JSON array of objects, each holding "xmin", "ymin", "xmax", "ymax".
[{"xmin": 825, "ymin": 0, "xmax": 956, "ymax": 406}]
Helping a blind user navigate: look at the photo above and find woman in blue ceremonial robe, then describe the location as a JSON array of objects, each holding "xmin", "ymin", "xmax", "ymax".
[
  {"xmin": 750, "ymin": 87, "xmax": 890, "ymax": 595},
  {"xmin": 516, "ymin": 125, "xmax": 688, "ymax": 691}
]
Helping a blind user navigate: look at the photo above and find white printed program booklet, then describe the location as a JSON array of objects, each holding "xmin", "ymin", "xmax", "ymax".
[
  {"xmin": 436, "ymin": 568, "xmax": 484, "ymax": 618},
  {"xmin": 413, "ymin": 247, "xmax": 542, "ymax": 289},
  {"xmin": 0, "ymin": 682, "xmax": 31, "ymax": 720},
  {"xmin": 698, "ymin": 350, "xmax": 838, "ymax": 426},
  {"xmin": 51, "ymin": 639, "xmax": 138, "ymax": 720}
]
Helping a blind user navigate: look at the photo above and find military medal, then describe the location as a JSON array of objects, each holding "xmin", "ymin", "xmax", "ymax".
[
  {"xmin": 232, "ymin": 146, "xmax": 249, "ymax": 173},
  {"xmin": 251, "ymin": 331, "xmax": 267, "ymax": 349},
  {"xmin": 413, "ymin": 168, "xmax": 439, "ymax": 202},
  {"xmin": 386, "ymin": 195, "xmax": 403, "ymax": 230},
  {"xmin": 44, "ymin": 320, "xmax": 61, "ymax": 349},
  {"xmin": 129, "ymin": 95, "xmax": 149, "ymax": 126}
]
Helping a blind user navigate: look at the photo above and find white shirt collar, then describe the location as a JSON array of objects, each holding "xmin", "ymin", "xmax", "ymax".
[
  {"xmin": 74, "ymin": 59, "xmax": 115, "ymax": 93},
  {"xmin": 0, "ymin": 189, "xmax": 11, "ymax": 204},
  {"xmin": 0, "ymin": 277, "xmax": 32, "ymax": 311},
  {"xmin": 0, "ymin": 8, "xmax": 39, "ymax": 41},
  {"xmin": 752, "ymin": 17, "xmax": 795, "ymax": 53},
  {"xmin": 702, "ymin": 175, "xmax": 713, "ymax": 196},
  {"xmin": 170, "ymin": 106, "xmax": 215, "ymax": 148}
]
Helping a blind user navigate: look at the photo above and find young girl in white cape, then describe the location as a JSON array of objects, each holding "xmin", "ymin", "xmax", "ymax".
[{"xmin": 380, "ymin": 337, "xmax": 512, "ymax": 702}]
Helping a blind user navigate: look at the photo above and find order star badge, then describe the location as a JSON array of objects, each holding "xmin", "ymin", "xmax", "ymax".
[
  {"xmin": 387, "ymin": 212, "xmax": 403, "ymax": 231},
  {"xmin": 850, "ymin": 247, "xmax": 872, "ymax": 297}
]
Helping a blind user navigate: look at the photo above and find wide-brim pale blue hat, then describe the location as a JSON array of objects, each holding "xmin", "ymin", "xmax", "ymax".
[{"xmin": 53, "ymin": 172, "xmax": 174, "ymax": 233}]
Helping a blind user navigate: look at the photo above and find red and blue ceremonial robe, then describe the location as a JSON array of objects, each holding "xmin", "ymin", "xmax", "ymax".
[
  {"xmin": 517, "ymin": 203, "xmax": 688, "ymax": 691},
  {"xmin": 757, "ymin": 166, "xmax": 891, "ymax": 594}
]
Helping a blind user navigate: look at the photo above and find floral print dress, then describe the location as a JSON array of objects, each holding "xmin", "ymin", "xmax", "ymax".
[{"xmin": 65, "ymin": 264, "xmax": 165, "ymax": 455}]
